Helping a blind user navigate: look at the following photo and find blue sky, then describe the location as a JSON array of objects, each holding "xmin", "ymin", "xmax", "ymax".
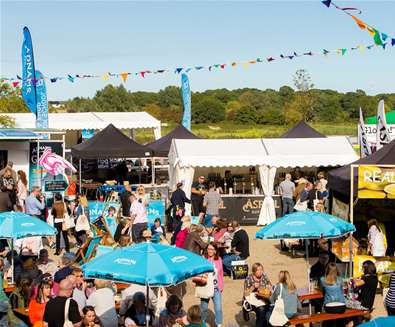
[{"xmin": 1, "ymin": 1, "xmax": 394, "ymax": 100}]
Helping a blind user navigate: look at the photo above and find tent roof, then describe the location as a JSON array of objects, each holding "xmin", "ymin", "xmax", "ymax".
[
  {"xmin": 147, "ymin": 125, "xmax": 199, "ymax": 157},
  {"xmin": 328, "ymin": 138, "xmax": 395, "ymax": 197},
  {"xmin": 169, "ymin": 137, "xmax": 357, "ymax": 168},
  {"xmin": 366, "ymin": 110, "xmax": 395, "ymax": 124},
  {"xmin": 261, "ymin": 137, "xmax": 358, "ymax": 168},
  {"xmin": 2, "ymin": 112, "xmax": 160, "ymax": 131},
  {"xmin": 281, "ymin": 121, "xmax": 326, "ymax": 138},
  {"xmin": 71, "ymin": 124, "xmax": 151, "ymax": 159},
  {"xmin": 0, "ymin": 129, "xmax": 43, "ymax": 140}
]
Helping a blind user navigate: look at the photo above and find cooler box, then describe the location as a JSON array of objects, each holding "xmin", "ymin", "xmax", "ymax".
[{"xmin": 231, "ymin": 260, "xmax": 248, "ymax": 280}]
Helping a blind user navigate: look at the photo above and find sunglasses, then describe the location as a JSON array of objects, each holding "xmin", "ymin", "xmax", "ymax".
[{"xmin": 41, "ymin": 276, "xmax": 53, "ymax": 282}]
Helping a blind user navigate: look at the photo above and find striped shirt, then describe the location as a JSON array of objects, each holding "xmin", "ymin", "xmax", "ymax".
[{"xmin": 385, "ymin": 272, "xmax": 395, "ymax": 308}]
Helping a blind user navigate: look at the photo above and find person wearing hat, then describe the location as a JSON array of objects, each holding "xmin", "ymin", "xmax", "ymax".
[
  {"xmin": 170, "ymin": 182, "xmax": 191, "ymax": 231},
  {"xmin": 141, "ymin": 229, "xmax": 152, "ymax": 243},
  {"xmin": 37, "ymin": 249, "xmax": 57, "ymax": 277}
]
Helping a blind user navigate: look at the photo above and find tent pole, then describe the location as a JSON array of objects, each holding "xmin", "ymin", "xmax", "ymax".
[
  {"xmin": 306, "ymin": 239, "xmax": 310, "ymax": 291},
  {"xmin": 349, "ymin": 165, "xmax": 355, "ymax": 278},
  {"xmin": 146, "ymin": 283, "xmax": 149, "ymax": 327},
  {"xmin": 151, "ymin": 157, "xmax": 155, "ymax": 185},
  {"xmin": 79, "ymin": 159, "xmax": 82, "ymax": 193},
  {"xmin": 349, "ymin": 232, "xmax": 353, "ymax": 278}
]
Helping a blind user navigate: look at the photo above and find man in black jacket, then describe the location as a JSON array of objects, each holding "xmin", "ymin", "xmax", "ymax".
[{"xmin": 222, "ymin": 220, "xmax": 249, "ymax": 275}]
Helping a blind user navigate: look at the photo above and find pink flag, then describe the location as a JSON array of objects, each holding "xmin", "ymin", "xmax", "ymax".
[{"xmin": 38, "ymin": 147, "xmax": 76, "ymax": 176}]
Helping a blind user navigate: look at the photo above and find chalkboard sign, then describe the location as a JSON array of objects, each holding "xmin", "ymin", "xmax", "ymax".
[{"xmin": 44, "ymin": 180, "xmax": 68, "ymax": 192}]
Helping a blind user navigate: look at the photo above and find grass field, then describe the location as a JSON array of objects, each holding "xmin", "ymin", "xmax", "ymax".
[{"xmin": 136, "ymin": 122, "xmax": 357, "ymax": 143}]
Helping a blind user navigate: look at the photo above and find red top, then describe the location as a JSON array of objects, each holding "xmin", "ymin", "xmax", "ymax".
[{"xmin": 28, "ymin": 299, "xmax": 46, "ymax": 324}]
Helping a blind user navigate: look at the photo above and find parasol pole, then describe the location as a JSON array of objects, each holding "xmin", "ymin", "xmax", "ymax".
[
  {"xmin": 305, "ymin": 239, "xmax": 310, "ymax": 292},
  {"xmin": 10, "ymin": 238, "xmax": 14, "ymax": 285},
  {"xmin": 146, "ymin": 283, "xmax": 149, "ymax": 327},
  {"xmin": 349, "ymin": 165, "xmax": 355, "ymax": 278},
  {"xmin": 79, "ymin": 159, "xmax": 82, "ymax": 193}
]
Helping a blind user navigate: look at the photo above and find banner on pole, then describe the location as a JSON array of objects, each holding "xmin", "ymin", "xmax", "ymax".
[
  {"xmin": 181, "ymin": 73, "xmax": 191, "ymax": 131},
  {"xmin": 35, "ymin": 70, "xmax": 49, "ymax": 130},
  {"xmin": 358, "ymin": 165, "xmax": 395, "ymax": 198},
  {"xmin": 358, "ymin": 108, "xmax": 371, "ymax": 157},
  {"xmin": 21, "ymin": 26, "xmax": 37, "ymax": 114},
  {"xmin": 376, "ymin": 100, "xmax": 391, "ymax": 150}
]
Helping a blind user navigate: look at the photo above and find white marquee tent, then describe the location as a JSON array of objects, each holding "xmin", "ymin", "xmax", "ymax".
[
  {"xmin": 3, "ymin": 112, "xmax": 161, "ymax": 139},
  {"xmin": 168, "ymin": 137, "xmax": 358, "ymax": 225}
]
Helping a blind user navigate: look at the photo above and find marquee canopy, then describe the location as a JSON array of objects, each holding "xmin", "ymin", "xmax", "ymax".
[
  {"xmin": 168, "ymin": 137, "xmax": 357, "ymax": 169},
  {"xmin": 2, "ymin": 112, "xmax": 161, "ymax": 138},
  {"xmin": 280, "ymin": 120, "xmax": 326, "ymax": 138}
]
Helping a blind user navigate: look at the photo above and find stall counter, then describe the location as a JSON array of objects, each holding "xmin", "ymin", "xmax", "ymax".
[{"xmin": 219, "ymin": 194, "xmax": 282, "ymax": 225}]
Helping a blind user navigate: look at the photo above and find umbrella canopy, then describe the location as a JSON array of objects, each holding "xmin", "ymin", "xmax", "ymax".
[
  {"xmin": 255, "ymin": 211, "xmax": 355, "ymax": 240},
  {"xmin": 0, "ymin": 211, "xmax": 57, "ymax": 239},
  {"xmin": 360, "ymin": 316, "xmax": 395, "ymax": 327},
  {"xmin": 82, "ymin": 242, "xmax": 214, "ymax": 286}
]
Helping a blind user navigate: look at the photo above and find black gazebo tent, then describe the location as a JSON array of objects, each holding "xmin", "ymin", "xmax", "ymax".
[
  {"xmin": 328, "ymin": 139, "xmax": 395, "ymax": 197},
  {"xmin": 146, "ymin": 124, "xmax": 199, "ymax": 157},
  {"xmin": 71, "ymin": 124, "xmax": 151, "ymax": 159},
  {"xmin": 281, "ymin": 120, "xmax": 326, "ymax": 138}
]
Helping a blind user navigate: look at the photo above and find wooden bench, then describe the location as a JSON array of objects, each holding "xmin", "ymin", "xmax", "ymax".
[{"xmin": 289, "ymin": 309, "xmax": 369, "ymax": 325}]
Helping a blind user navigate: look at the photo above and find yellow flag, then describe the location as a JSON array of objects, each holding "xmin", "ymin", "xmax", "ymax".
[
  {"xmin": 358, "ymin": 45, "xmax": 365, "ymax": 52},
  {"xmin": 367, "ymin": 26, "xmax": 375, "ymax": 36},
  {"xmin": 102, "ymin": 73, "xmax": 109, "ymax": 81},
  {"xmin": 242, "ymin": 62, "xmax": 249, "ymax": 70},
  {"xmin": 120, "ymin": 72, "xmax": 129, "ymax": 83}
]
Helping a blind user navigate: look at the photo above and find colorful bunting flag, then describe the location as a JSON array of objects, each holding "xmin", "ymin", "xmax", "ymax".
[
  {"xmin": 321, "ymin": 0, "xmax": 331, "ymax": 8},
  {"xmin": 120, "ymin": 72, "xmax": 128, "ymax": 82},
  {"xmin": 12, "ymin": 81, "xmax": 19, "ymax": 87},
  {"xmin": 341, "ymin": 48, "xmax": 347, "ymax": 55},
  {"xmin": 350, "ymin": 15, "xmax": 366, "ymax": 29},
  {"xmin": 373, "ymin": 30, "xmax": 383, "ymax": 46},
  {"xmin": 67, "ymin": 75, "xmax": 74, "ymax": 83},
  {"xmin": 392, "ymin": 38, "xmax": 395, "ymax": 46},
  {"xmin": 102, "ymin": 73, "xmax": 109, "ymax": 81}
]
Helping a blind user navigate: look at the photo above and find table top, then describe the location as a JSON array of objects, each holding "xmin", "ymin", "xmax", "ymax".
[
  {"xmin": 3, "ymin": 281, "xmax": 16, "ymax": 293},
  {"xmin": 297, "ymin": 288, "xmax": 323, "ymax": 301}
]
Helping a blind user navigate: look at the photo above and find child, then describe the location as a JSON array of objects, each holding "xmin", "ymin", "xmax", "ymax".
[{"xmin": 187, "ymin": 305, "xmax": 206, "ymax": 327}]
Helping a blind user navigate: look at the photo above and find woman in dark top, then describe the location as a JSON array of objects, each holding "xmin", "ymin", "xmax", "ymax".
[
  {"xmin": 354, "ymin": 260, "xmax": 378, "ymax": 310},
  {"xmin": 170, "ymin": 182, "xmax": 191, "ymax": 231}
]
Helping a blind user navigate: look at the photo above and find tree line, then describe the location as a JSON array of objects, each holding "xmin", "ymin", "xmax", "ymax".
[{"xmin": 1, "ymin": 70, "xmax": 394, "ymax": 127}]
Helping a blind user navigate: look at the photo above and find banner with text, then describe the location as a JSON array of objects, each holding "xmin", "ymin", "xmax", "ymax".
[{"xmin": 358, "ymin": 165, "xmax": 395, "ymax": 199}]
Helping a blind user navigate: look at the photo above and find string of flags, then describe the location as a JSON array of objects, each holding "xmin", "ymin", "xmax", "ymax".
[
  {"xmin": 2, "ymin": 2, "xmax": 394, "ymax": 88},
  {"xmin": 321, "ymin": 0, "xmax": 394, "ymax": 47}
]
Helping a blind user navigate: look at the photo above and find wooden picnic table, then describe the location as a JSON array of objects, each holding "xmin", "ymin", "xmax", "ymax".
[
  {"xmin": 13, "ymin": 307, "xmax": 29, "ymax": 317},
  {"xmin": 297, "ymin": 287, "xmax": 323, "ymax": 301},
  {"xmin": 289, "ymin": 309, "xmax": 369, "ymax": 325}
]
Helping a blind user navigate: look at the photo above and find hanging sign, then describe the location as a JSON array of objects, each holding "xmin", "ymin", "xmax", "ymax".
[{"xmin": 358, "ymin": 165, "xmax": 395, "ymax": 199}]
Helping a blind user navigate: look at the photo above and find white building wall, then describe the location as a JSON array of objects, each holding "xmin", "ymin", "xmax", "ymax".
[{"xmin": 0, "ymin": 141, "xmax": 30, "ymax": 186}]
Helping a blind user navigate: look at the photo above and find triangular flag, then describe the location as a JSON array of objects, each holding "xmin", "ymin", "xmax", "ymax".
[
  {"xmin": 231, "ymin": 62, "xmax": 237, "ymax": 67},
  {"xmin": 280, "ymin": 54, "xmax": 285, "ymax": 59},
  {"xmin": 381, "ymin": 33, "xmax": 388, "ymax": 41},
  {"xmin": 373, "ymin": 30, "xmax": 383, "ymax": 46},
  {"xmin": 12, "ymin": 81, "xmax": 20, "ymax": 87},
  {"xmin": 140, "ymin": 72, "xmax": 146, "ymax": 78},
  {"xmin": 67, "ymin": 75, "xmax": 74, "ymax": 83},
  {"xmin": 293, "ymin": 52, "xmax": 298, "ymax": 57},
  {"xmin": 195, "ymin": 66, "xmax": 204, "ymax": 70},
  {"xmin": 220, "ymin": 64, "xmax": 225, "ymax": 69},
  {"xmin": 17, "ymin": 75, "xmax": 22, "ymax": 80},
  {"xmin": 341, "ymin": 48, "xmax": 347, "ymax": 55},
  {"xmin": 256, "ymin": 58, "xmax": 263, "ymax": 62},
  {"xmin": 321, "ymin": 0, "xmax": 331, "ymax": 8},
  {"xmin": 367, "ymin": 26, "xmax": 375, "ymax": 36},
  {"xmin": 102, "ymin": 73, "xmax": 109, "ymax": 81},
  {"xmin": 50, "ymin": 78, "xmax": 58, "ymax": 83},
  {"xmin": 392, "ymin": 38, "xmax": 395, "ymax": 46},
  {"xmin": 382, "ymin": 43, "xmax": 387, "ymax": 49},
  {"xmin": 185, "ymin": 68, "xmax": 192, "ymax": 73},
  {"xmin": 248, "ymin": 60, "xmax": 256, "ymax": 64},
  {"xmin": 120, "ymin": 72, "xmax": 128, "ymax": 82},
  {"xmin": 175, "ymin": 68, "xmax": 183, "ymax": 74},
  {"xmin": 242, "ymin": 62, "xmax": 249, "ymax": 69},
  {"xmin": 208, "ymin": 66, "xmax": 213, "ymax": 71},
  {"xmin": 304, "ymin": 51, "xmax": 313, "ymax": 56},
  {"xmin": 156, "ymin": 69, "xmax": 165, "ymax": 73},
  {"xmin": 358, "ymin": 44, "xmax": 365, "ymax": 52},
  {"xmin": 367, "ymin": 45, "xmax": 374, "ymax": 49},
  {"xmin": 322, "ymin": 49, "xmax": 330, "ymax": 55},
  {"xmin": 214, "ymin": 64, "xmax": 220, "ymax": 68},
  {"xmin": 267, "ymin": 57, "xmax": 275, "ymax": 62},
  {"xmin": 350, "ymin": 15, "xmax": 366, "ymax": 30},
  {"xmin": 288, "ymin": 55, "xmax": 294, "ymax": 60}
]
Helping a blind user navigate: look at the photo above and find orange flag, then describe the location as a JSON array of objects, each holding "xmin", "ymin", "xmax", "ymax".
[
  {"xmin": 120, "ymin": 72, "xmax": 129, "ymax": 82},
  {"xmin": 351, "ymin": 15, "xmax": 366, "ymax": 30}
]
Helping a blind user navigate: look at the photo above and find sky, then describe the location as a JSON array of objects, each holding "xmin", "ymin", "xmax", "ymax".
[{"xmin": 1, "ymin": 0, "xmax": 394, "ymax": 101}]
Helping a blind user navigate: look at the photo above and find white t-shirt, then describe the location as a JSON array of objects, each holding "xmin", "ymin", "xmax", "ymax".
[
  {"xmin": 368, "ymin": 225, "xmax": 386, "ymax": 256},
  {"xmin": 87, "ymin": 288, "xmax": 118, "ymax": 327}
]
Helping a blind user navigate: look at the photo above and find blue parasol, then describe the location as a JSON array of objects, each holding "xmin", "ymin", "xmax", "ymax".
[
  {"xmin": 0, "ymin": 211, "xmax": 56, "ymax": 239},
  {"xmin": 256, "ymin": 211, "xmax": 355, "ymax": 240},
  {"xmin": 82, "ymin": 242, "xmax": 214, "ymax": 286},
  {"xmin": 360, "ymin": 316, "xmax": 395, "ymax": 327}
]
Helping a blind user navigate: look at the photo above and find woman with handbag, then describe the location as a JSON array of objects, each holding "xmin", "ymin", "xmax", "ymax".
[
  {"xmin": 199, "ymin": 242, "xmax": 224, "ymax": 327},
  {"xmin": 74, "ymin": 195, "xmax": 90, "ymax": 246},
  {"xmin": 269, "ymin": 271, "xmax": 301, "ymax": 323},
  {"xmin": 51, "ymin": 193, "xmax": 70, "ymax": 255}
]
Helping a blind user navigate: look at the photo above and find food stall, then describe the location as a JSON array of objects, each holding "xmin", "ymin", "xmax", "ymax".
[{"xmin": 168, "ymin": 136, "xmax": 357, "ymax": 225}]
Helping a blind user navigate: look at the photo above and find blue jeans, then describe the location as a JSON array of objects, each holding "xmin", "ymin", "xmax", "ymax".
[
  {"xmin": 282, "ymin": 197, "xmax": 294, "ymax": 216},
  {"xmin": 222, "ymin": 254, "xmax": 241, "ymax": 276},
  {"xmin": 200, "ymin": 289, "xmax": 223, "ymax": 325}
]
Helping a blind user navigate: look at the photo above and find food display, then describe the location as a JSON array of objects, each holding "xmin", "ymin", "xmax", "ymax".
[{"xmin": 332, "ymin": 236, "xmax": 359, "ymax": 262}]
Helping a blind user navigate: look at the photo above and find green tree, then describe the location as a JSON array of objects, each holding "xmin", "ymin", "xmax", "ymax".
[
  {"xmin": 257, "ymin": 107, "xmax": 285, "ymax": 125},
  {"xmin": 192, "ymin": 97, "xmax": 225, "ymax": 123},
  {"xmin": 292, "ymin": 69, "xmax": 316, "ymax": 121},
  {"xmin": 234, "ymin": 106, "xmax": 257, "ymax": 124},
  {"xmin": 157, "ymin": 86, "xmax": 182, "ymax": 108},
  {"xmin": 94, "ymin": 85, "xmax": 136, "ymax": 112}
]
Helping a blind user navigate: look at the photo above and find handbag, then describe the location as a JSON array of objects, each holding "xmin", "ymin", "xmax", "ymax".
[
  {"xmin": 63, "ymin": 298, "xmax": 74, "ymax": 327},
  {"xmin": 294, "ymin": 199, "xmax": 307, "ymax": 211},
  {"xmin": 313, "ymin": 191, "xmax": 320, "ymax": 211},
  {"xmin": 192, "ymin": 273, "xmax": 208, "ymax": 286},
  {"xmin": 62, "ymin": 204, "xmax": 74, "ymax": 231},
  {"xmin": 75, "ymin": 207, "xmax": 90, "ymax": 232},
  {"xmin": 243, "ymin": 293, "xmax": 266, "ymax": 310},
  {"xmin": 195, "ymin": 272, "xmax": 214, "ymax": 299},
  {"xmin": 269, "ymin": 284, "xmax": 289, "ymax": 327}
]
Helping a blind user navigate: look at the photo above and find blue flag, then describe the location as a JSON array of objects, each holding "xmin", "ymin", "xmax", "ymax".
[
  {"xmin": 35, "ymin": 70, "xmax": 49, "ymax": 131},
  {"xmin": 21, "ymin": 27, "xmax": 37, "ymax": 114},
  {"xmin": 181, "ymin": 73, "xmax": 191, "ymax": 131}
]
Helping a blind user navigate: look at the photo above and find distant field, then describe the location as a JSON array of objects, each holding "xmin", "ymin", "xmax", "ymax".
[{"xmin": 136, "ymin": 122, "xmax": 357, "ymax": 143}]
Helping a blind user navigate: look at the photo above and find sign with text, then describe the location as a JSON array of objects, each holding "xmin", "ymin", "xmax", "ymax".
[
  {"xmin": 44, "ymin": 180, "xmax": 68, "ymax": 192},
  {"xmin": 147, "ymin": 200, "xmax": 165, "ymax": 224},
  {"xmin": 358, "ymin": 165, "xmax": 395, "ymax": 199},
  {"xmin": 88, "ymin": 201, "xmax": 118, "ymax": 222},
  {"xmin": 364, "ymin": 124, "xmax": 395, "ymax": 146}
]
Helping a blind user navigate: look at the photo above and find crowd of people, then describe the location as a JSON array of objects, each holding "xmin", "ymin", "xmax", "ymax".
[{"xmin": 1, "ymin": 169, "xmax": 395, "ymax": 327}]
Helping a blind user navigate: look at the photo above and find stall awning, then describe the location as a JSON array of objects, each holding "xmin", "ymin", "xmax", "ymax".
[
  {"xmin": 71, "ymin": 124, "xmax": 151, "ymax": 159},
  {"xmin": 0, "ymin": 129, "xmax": 43, "ymax": 140},
  {"xmin": 280, "ymin": 120, "xmax": 326, "ymax": 138},
  {"xmin": 2, "ymin": 112, "xmax": 161, "ymax": 132},
  {"xmin": 169, "ymin": 139, "xmax": 268, "ymax": 168},
  {"xmin": 169, "ymin": 136, "xmax": 357, "ymax": 169},
  {"xmin": 261, "ymin": 137, "xmax": 358, "ymax": 168}
]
